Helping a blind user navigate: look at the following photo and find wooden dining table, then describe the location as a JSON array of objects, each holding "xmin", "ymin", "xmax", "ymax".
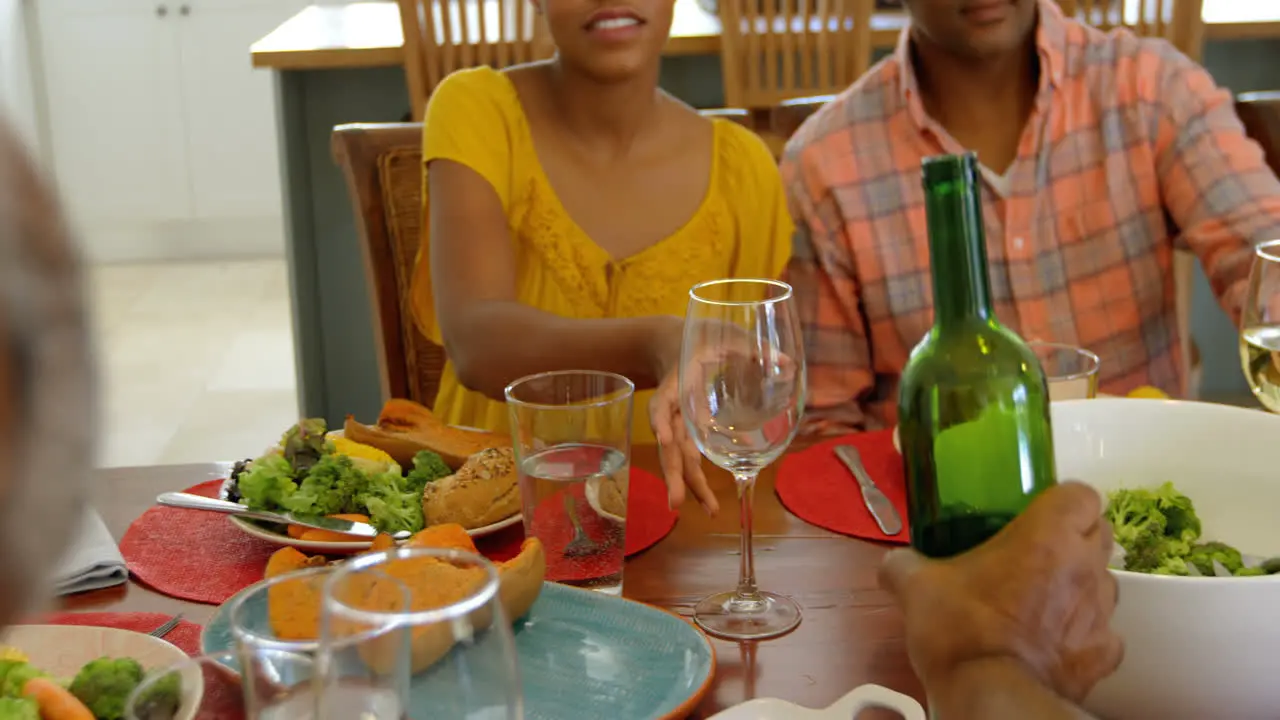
[{"xmin": 70, "ymin": 445, "xmax": 922, "ymax": 718}]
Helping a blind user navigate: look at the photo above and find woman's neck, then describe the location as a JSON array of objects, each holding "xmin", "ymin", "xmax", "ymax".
[{"xmin": 543, "ymin": 60, "xmax": 665, "ymax": 160}]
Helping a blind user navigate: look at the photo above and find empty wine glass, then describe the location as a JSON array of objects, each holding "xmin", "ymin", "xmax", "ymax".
[
  {"xmin": 680, "ymin": 278, "xmax": 806, "ymax": 640},
  {"xmin": 318, "ymin": 546, "xmax": 523, "ymax": 719},
  {"xmin": 1241, "ymin": 239, "xmax": 1280, "ymax": 412}
]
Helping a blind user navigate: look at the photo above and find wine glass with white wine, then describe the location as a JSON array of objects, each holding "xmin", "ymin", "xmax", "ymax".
[
  {"xmin": 680, "ymin": 278, "xmax": 806, "ymax": 640},
  {"xmin": 1240, "ymin": 240, "xmax": 1280, "ymax": 411}
]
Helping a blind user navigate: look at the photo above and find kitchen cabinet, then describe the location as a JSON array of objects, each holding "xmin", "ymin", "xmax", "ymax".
[{"xmin": 37, "ymin": 0, "xmax": 305, "ymax": 261}]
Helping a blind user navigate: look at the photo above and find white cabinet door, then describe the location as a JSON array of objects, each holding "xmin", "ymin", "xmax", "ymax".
[
  {"xmin": 38, "ymin": 2, "xmax": 190, "ymax": 225},
  {"xmin": 175, "ymin": 1, "xmax": 296, "ymax": 221}
]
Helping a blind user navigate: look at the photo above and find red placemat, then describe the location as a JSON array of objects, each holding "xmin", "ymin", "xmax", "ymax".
[
  {"xmin": 38, "ymin": 611, "xmax": 202, "ymax": 656},
  {"xmin": 476, "ymin": 467, "xmax": 677, "ymax": 576},
  {"xmin": 775, "ymin": 429, "xmax": 909, "ymax": 544},
  {"xmin": 120, "ymin": 479, "xmax": 277, "ymax": 605},
  {"xmin": 34, "ymin": 612, "xmax": 244, "ymax": 720}
]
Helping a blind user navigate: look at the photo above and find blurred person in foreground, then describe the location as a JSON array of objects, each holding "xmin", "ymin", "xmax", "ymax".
[
  {"xmin": 0, "ymin": 120, "xmax": 94, "ymax": 628},
  {"xmin": 412, "ymin": 0, "xmax": 793, "ymax": 513},
  {"xmin": 783, "ymin": 0, "xmax": 1280, "ymax": 435},
  {"xmin": 883, "ymin": 481, "xmax": 1122, "ymax": 718}
]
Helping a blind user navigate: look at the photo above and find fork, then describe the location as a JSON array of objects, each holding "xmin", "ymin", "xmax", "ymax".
[
  {"xmin": 562, "ymin": 495, "xmax": 598, "ymax": 558},
  {"xmin": 148, "ymin": 614, "xmax": 183, "ymax": 639}
]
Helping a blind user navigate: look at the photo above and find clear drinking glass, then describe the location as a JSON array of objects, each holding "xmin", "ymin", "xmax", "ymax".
[
  {"xmin": 505, "ymin": 370, "xmax": 634, "ymax": 595},
  {"xmin": 125, "ymin": 650, "xmax": 313, "ymax": 719},
  {"xmin": 681, "ymin": 278, "xmax": 806, "ymax": 640},
  {"xmin": 1240, "ymin": 239, "xmax": 1280, "ymax": 412},
  {"xmin": 319, "ymin": 546, "xmax": 522, "ymax": 720},
  {"xmin": 1026, "ymin": 341, "xmax": 1100, "ymax": 401}
]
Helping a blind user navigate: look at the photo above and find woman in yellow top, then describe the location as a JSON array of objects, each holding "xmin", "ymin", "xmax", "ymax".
[{"xmin": 412, "ymin": 0, "xmax": 792, "ymax": 514}]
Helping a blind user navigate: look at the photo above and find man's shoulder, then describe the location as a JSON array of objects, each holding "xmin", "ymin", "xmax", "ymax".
[
  {"xmin": 783, "ymin": 56, "xmax": 906, "ymax": 165},
  {"xmin": 1060, "ymin": 19, "xmax": 1191, "ymax": 94}
]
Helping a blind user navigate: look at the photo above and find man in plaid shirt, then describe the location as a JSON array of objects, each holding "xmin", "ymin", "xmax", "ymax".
[{"xmin": 782, "ymin": 0, "xmax": 1280, "ymax": 435}]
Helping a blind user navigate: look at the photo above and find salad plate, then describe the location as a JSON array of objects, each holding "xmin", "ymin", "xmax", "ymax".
[
  {"xmin": 3, "ymin": 625, "xmax": 204, "ymax": 720},
  {"xmin": 203, "ymin": 581, "xmax": 716, "ymax": 719},
  {"xmin": 223, "ymin": 425, "xmax": 522, "ymax": 553}
]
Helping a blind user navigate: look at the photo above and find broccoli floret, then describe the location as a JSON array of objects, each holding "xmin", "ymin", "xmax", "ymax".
[
  {"xmin": 1105, "ymin": 487, "xmax": 1169, "ymax": 552},
  {"xmin": 0, "ymin": 662, "xmax": 23, "ymax": 697},
  {"xmin": 404, "ymin": 451, "xmax": 451, "ymax": 495},
  {"xmin": 281, "ymin": 418, "xmax": 328, "ymax": 474},
  {"xmin": 1106, "ymin": 483, "xmax": 1205, "ymax": 575},
  {"xmin": 70, "ymin": 657, "xmax": 144, "ymax": 720},
  {"xmin": 1236, "ymin": 566, "xmax": 1269, "ymax": 577},
  {"xmin": 236, "ymin": 453, "xmax": 298, "ymax": 512},
  {"xmin": 0, "ymin": 664, "xmax": 45, "ymax": 699},
  {"xmin": 0, "ymin": 697, "xmax": 38, "ymax": 720},
  {"xmin": 1188, "ymin": 541, "xmax": 1244, "ymax": 576},
  {"xmin": 1151, "ymin": 481, "xmax": 1201, "ymax": 542},
  {"xmin": 1151, "ymin": 555, "xmax": 1191, "ymax": 576},
  {"xmin": 128, "ymin": 670, "xmax": 181, "ymax": 720},
  {"xmin": 283, "ymin": 454, "xmax": 365, "ymax": 517},
  {"xmin": 360, "ymin": 470, "xmax": 425, "ymax": 534}
]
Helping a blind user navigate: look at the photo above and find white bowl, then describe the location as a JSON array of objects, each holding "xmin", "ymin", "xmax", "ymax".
[{"xmin": 1052, "ymin": 399, "xmax": 1280, "ymax": 720}]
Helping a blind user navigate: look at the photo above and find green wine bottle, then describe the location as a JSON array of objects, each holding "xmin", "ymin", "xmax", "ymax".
[{"xmin": 898, "ymin": 152, "xmax": 1057, "ymax": 559}]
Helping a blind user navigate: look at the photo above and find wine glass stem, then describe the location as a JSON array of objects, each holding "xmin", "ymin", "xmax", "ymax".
[{"xmin": 733, "ymin": 472, "xmax": 762, "ymax": 604}]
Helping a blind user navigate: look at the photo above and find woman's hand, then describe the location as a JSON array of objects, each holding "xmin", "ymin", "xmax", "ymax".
[
  {"xmin": 646, "ymin": 317, "xmax": 718, "ymax": 515},
  {"xmin": 880, "ymin": 482, "xmax": 1123, "ymax": 704}
]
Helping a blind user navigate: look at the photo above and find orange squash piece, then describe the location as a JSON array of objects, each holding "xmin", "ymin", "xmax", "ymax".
[
  {"xmin": 406, "ymin": 523, "xmax": 478, "ymax": 553},
  {"xmin": 264, "ymin": 547, "xmax": 326, "ymax": 579},
  {"xmin": 369, "ymin": 533, "xmax": 397, "ymax": 552},
  {"xmin": 263, "ymin": 525, "xmax": 546, "ymax": 668}
]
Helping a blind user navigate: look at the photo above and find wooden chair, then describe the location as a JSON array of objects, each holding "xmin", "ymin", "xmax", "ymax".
[
  {"xmin": 332, "ymin": 122, "xmax": 448, "ymax": 408},
  {"xmin": 1236, "ymin": 92, "xmax": 1280, "ymax": 175},
  {"xmin": 398, "ymin": 0, "xmax": 554, "ymax": 121},
  {"xmin": 718, "ymin": 0, "xmax": 876, "ymax": 111},
  {"xmin": 1057, "ymin": 0, "xmax": 1205, "ymax": 60}
]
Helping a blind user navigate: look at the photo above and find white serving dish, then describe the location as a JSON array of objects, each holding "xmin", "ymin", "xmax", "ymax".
[
  {"xmin": 1053, "ymin": 399, "xmax": 1280, "ymax": 720},
  {"xmin": 708, "ymin": 684, "xmax": 924, "ymax": 719}
]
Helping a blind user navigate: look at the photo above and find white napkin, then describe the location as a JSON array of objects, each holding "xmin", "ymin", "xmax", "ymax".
[{"xmin": 51, "ymin": 509, "xmax": 127, "ymax": 595}]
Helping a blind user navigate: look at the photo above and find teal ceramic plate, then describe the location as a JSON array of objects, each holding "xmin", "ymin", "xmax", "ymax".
[{"xmin": 203, "ymin": 581, "xmax": 716, "ymax": 719}]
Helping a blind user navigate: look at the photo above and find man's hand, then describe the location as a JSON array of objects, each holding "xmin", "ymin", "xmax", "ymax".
[{"xmin": 880, "ymin": 482, "xmax": 1123, "ymax": 703}]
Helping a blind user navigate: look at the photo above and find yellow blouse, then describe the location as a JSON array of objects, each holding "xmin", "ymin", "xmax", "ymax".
[{"xmin": 411, "ymin": 67, "xmax": 794, "ymax": 442}]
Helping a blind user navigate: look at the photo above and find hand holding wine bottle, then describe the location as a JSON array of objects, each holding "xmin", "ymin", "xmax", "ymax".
[{"xmin": 880, "ymin": 481, "xmax": 1122, "ymax": 704}]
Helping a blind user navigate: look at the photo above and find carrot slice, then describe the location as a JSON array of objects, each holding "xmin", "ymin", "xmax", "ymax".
[
  {"xmin": 24, "ymin": 677, "xmax": 93, "ymax": 720},
  {"xmin": 297, "ymin": 528, "xmax": 367, "ymax": 543},
  {"xmin": 288, "ymin": 514, "xmax": 370, "ymax": 540}
]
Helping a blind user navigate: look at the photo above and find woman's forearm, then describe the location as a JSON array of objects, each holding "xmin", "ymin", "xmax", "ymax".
[
  {"xmin": 442, "ymin": 300, "xmax": 680, "ymax": 400},
  {"xmin": 929, "ymin": 658, "xmax": 1098, "ymax": 720}
]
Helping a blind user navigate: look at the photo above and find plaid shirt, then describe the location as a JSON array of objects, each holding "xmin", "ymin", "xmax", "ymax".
[{"xmin": 781, "ymin": 0, "xmax": 1280, "ymax": 435}]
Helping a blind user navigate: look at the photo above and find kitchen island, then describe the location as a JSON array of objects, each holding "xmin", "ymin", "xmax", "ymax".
[{"xmin": 255, "ymin": 1, "xmax": 1280, "ymax": 427}]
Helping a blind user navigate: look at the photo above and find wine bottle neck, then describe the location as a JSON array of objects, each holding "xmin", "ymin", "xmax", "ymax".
[{"xmin": 924, "ymin": 171, "xmax": 994, "ymax": 327}]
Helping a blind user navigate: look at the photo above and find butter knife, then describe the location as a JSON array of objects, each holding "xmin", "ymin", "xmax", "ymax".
[
  {"xmin": 156, "ymin": 493, "xmax": 410, "ymax": 540},
  {"xmin": 833, "ymin": 445, "xmax": 904, "ymax": 536}
]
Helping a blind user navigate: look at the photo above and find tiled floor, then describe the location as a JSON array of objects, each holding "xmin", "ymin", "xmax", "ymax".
[{"xmin": 89, "ymin": 259, "xmax": 300, "ymax": 468}]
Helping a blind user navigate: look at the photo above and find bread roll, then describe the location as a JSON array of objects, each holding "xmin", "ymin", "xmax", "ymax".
[
  {"xmin": 422, "ymin": 447, "xmax": 521, "ymax": 529},
  {"xmin": 344, "ymin": 399, "xmax": 510, "ymax": 470}
]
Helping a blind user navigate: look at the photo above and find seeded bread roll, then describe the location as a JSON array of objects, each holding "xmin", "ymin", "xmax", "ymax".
[{"xmin": 422, "ymin": 447, "xmax": 521, "ymax": 529}]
